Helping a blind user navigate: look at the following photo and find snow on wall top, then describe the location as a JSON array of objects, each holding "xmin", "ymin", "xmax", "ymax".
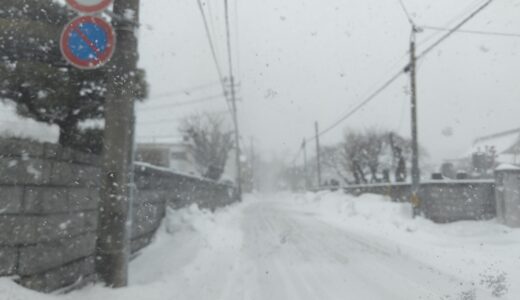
[{"xmin": 495, "ymin": 163, "xmax": 520, "ymax": 171}]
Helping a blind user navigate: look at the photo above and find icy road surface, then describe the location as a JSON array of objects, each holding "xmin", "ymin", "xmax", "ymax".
[{"xmin": 1, "ymin": 192, "xmax": 519, "ymax": 300}]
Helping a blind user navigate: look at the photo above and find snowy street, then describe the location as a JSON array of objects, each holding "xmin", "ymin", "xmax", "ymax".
[
  {"xmin": 2, "ymin": 192, "xmax": 519, "ymax": 300},
  {"xmin": 3, "ymin": 0, "xmax": 520, "ymax": 298}
]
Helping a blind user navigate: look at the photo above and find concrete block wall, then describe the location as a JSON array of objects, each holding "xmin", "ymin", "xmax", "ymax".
[
  {"xmin": 343, "ymin": 180, "xmax": 496, "ymax": 223},
  {"xmin": 420, "ymin": 181, "xmax": 495, "ymax": 223},
  {"xmin": 134, "ymin": 163, "xmax": 236, "ymax": 212},
  {"xmin": 0, "ymin": 139, "xmax": 237, "ymax": 292},
  {"xmin": 0, "ymin": 139, "xmax": 100, "ymax": 292}
]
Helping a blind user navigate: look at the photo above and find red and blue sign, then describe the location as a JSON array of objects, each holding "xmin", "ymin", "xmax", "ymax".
[
  {"xmin": 60, "ymin": 16, "xmax": 116, "ymax": 70},
  {"xmin": 65, "ymin": 0, "xmax": 113, "ymax": 14}
]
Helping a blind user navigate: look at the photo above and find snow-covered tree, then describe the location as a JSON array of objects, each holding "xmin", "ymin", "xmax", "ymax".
[
  {"xmin": 0, "ymin": 0, "xmax": 148, "ymax": 151},
  {"xmin": 179, "ymin": 112, "xmax": 234, "ymax": 181}
]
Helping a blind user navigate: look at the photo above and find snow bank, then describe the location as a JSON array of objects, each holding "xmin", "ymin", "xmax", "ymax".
[
  {"xmin": 288, "ymin": 191, "xmax": 520, "ymax": 298},
  {"xmin": 0, "ymin": 202, "xmax": 245, "ymax": 300},
  {"xmin": 2, "ymin": 192, "xmax": 519, "ymax": 299}
]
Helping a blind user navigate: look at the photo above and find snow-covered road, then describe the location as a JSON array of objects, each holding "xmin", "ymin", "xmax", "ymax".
[
  {"xmin": 2, "ymin": 192, "xmax": 519, "ymax": 300},
  {"xmin": 237, "ymin": 200, "xmax": 479, "ymax": 299}
]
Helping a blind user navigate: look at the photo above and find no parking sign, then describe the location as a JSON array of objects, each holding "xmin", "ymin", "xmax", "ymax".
[{"xmin": 60, "ymin": 16, "xmax": 116, "ymax": 70}]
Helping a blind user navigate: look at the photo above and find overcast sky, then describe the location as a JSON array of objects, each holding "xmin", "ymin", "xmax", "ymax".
[{"xmin": 136, "ymin": 0, "xmax": 520, "ymax": 164}]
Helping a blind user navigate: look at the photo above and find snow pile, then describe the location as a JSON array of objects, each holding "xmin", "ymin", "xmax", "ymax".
[
  {"xmin": 288, "ymin": 191, "xmax": 520, "ymax": 298},
  {"xmin": 0, "ymin": 202, "xmax": 245, "ymax": 300},
  {"xmin": 294, "ymin": 191, "xmax": 413, "ymax": 225},
  {"xmin": 1, "ymin": 192, "xmax": 519, "ymax": 299}
]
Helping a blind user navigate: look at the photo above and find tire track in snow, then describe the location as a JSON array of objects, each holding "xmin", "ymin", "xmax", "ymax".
[{"xmin": 240, "ymin": 199, "xmax": 496, "ymax": 299}]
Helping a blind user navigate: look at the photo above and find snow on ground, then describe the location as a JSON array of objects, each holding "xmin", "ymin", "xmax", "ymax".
[
  {"xmin": 1, "ymin": 192, "xmax": 519, "ymax": 299},
  {"xmin": 291, "ymin": 191, "xmax": 520, "ymax": 299}
]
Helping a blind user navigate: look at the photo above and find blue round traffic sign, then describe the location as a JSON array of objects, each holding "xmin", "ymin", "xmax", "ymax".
[{"xmin": 60, "ymin": 16, "xmax": 116, "ymax": 70}]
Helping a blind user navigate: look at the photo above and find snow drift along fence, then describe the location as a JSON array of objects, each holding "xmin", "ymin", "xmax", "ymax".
[
  {"xmin": 343, "ymin": 180, "xmax": 496, "ymax": 223},
  {"xmin": 0, "ymin": 138, "xmax": 237, "ymax": 292}
]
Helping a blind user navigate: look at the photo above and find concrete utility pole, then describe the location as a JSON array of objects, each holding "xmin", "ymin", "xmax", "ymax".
[
  {"xmin": 409, "ymin": 27, "xmax": 421, "ymax": 216},
  {"xmin": 302, "ymin": 139, "xmax": 309, "ymax": 190},
  {"xmin": 224, "ymin": 0, "xmax": 242, "ymax": 200},
  {"xmin": 96, "ymin": 0, "xmax": 140, "ymax": 287},
  {"xmin": 315, "ymin": 122, "xmax": 322, "ymax": 188}
]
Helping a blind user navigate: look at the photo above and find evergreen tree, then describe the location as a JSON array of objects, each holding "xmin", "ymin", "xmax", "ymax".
[{"xmin": 0, "ymin": 0, "xmax": 148, "ymax": 151}]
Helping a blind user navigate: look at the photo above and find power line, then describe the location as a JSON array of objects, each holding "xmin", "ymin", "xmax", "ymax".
[
  {"xmin": 205, "ymin": 0, "xmax": 219, "ymax": 58},
  {"xmin": 233, "ymin": 0, "xmax": 242, "ymax": 81},
  {"xmin": 224, "ymin": 0, "xmax": 243, "ymax": 199},
  {"xmin": 421, "ymin": 25, "xmax": 520, "ymax": 38},
  {"xmin": 397, "ymin": 0, "xmax": 415, "ymax": 26},
  {"xmin": 138, "ymin": 118, "xmax": 181, "ymax": 125},
  {"xmin": 196, "ymin": 0, "xmax": 226, "ymax": 86},
  {"xmin": 415, "ymin": 0, "xmax": 487, "ymax": 51},
  {"xmin": 417, "ymin": 0, "xmax": 494, "ymax": 59},
  {"xmin": 309, "ymin": 70, "xmax": 405, "ymax": 142},
  {"xmin": 138, "ymin": 109, "xmax": 231, "ymax": 125},
  {"xmin": 290, "ymin": 142, "xmax": 304, "ymax": 166},
  {"xmin": 297, "ymin": 0, "xmax": 412, "ymax": 145},
  {"xmin": 287, "ymin": 0, "xmax": 496, "ymax": 166},
  {"xmin": 138, "ymin": 94, "xmax": 225, "ymax": 111},
  {"xmin": 149, "ymin": 81, "xmax": 221, "ymax": 100},
  {"xmin": 136, "ymin": 134, "xmax": 183, "ymax": 140},
  {"xmin": 307, "ymin": 0, "xmax": 494, "ymax": 142},
  {"xmin": 196, "ymin": 0, "xmax": 235, "ymax": 116}
]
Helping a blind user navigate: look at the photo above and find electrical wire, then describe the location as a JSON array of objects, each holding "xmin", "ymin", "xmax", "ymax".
[
  {"xmin": 416, "ymin": 0, "xmax": 486, "ymax": 49},
  {"xmin": 196, "ymin": 0, "xmax": 235, "ymax": 116},
  {"xmin": 397, "ymin": 0, "xmax": 416, "ymax": 26},
  {"xmin": 233, "ymin": 0, "xmax": 242, "ymax": 82},
  {"xmin": 136, "ymin": 134, "xmax": 183, "ymax": 140},
  {"xmin": 309, "ymin": 70, "xmax": 405, "ymax": 142},
  {"xmin": 417, "ymin": 0, "xmax": 494, "ymax": 59},
  {"xmin": 148, "ymin": 81, "xmax": 221, "ymax": 100},
  {"xmin": 138, "ymin": 94, "xmax": 225, "ymax": 111},
  {"xmin": 196, "ymin": 0, "xmax": 226, "ymax": 85},
  {"xmin": 290, "ymin": 0, "xmax": 496, "ymax": 162},
  {"xmin": 138, "ymin": 109, "xmax": 231, "ymax": 125},
  {"xmin": 312, "ymin": 0, "xmax": 494, "ymax": 141},
  {"xmin": 289, "ymin": 141, "xmax": 305, "ymax": 166},
  {"xmin": 224, "ymin": 0, "xmax": 238, "ymax": 106},
  {"xmin": 421, "ymin": 25, "xmax": 520, "ymax": 38}
]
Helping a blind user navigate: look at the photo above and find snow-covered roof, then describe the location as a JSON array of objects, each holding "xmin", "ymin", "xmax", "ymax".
[
  {"xmin": 465, "ymin": 128, "xmax": 520, "ymax": 157},
  {"xmin": 495, "ymin": 163, "xmax": 520, "ymax": 171}
]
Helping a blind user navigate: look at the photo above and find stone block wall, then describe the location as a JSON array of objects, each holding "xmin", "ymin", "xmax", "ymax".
[
  {"xmin": 420, "ymin": 181, "xmax": 495, "ymax": 223},
  {"xmin": 343, "ymin": 180, "xmax": 496, "ymax": 223},
  {"xmin": 134, "ymin": 163, "xmax": 236, "ymax": 212},
  {"xmin": 0, "ymin": 139, "xmax": 237, "ymax": 292},
  {"xmin": 0, "ymin": 139, "xmax": 100, "ymax": 292}
]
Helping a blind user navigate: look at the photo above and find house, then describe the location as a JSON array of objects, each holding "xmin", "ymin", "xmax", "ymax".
[
  {"xmin": 136, "ymin": 140, "xmax": 198, "ymax": 175},
  {"xmin": 466, "ymin": 127, "xmax": 520, "ymax": 165}
]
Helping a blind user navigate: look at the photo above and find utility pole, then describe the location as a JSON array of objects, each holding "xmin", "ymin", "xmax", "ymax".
[
  {"xmin": 224, "ymin": 0, "xmax": 242, "ymax": 200},
  {"xmin": 315, "ymin": 122, "xmax": 322, "ymax": 188},
  {"xmin": 96, "ymin": 0, "xmax": 140, "ymax": 287},
  {"xmin": 230, "ymin": 77, "xmax": 242, "ymax": 200},
  {"xmin": 302, "ymin": 139, "xmax": 308, "ymax": 190},
  {"xmin": 409, "ymin": 26, "xmax": 421, "ymax": 216}
]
